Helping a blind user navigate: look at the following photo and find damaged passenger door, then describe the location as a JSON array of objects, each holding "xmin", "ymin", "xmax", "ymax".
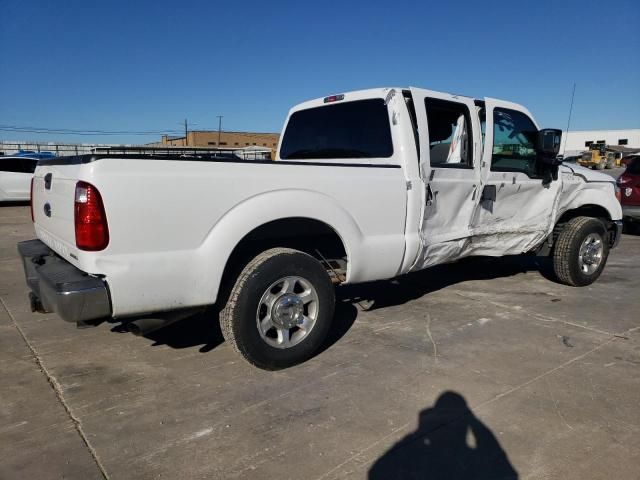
[
  {"xmin": 470, "ymin": 98, "xmax": 561, "ymax": 255},
  {"xmin": 409, "ymin": 88, "xmax": 482, "ymax": 269}
]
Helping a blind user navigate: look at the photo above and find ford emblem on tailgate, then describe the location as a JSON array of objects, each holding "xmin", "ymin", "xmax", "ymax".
[{"xmin": 44, "ymin": 203, "xmax": 52, "ymax": 217}]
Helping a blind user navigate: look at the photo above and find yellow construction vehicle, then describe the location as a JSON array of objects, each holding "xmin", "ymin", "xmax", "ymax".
[
  {"xmin": 578, "ymin": 143, "xmax": 613, "ymax": 170},
  {"xmin": 607, "ymin": 151, "xmax": 623, "ymax": 167}
]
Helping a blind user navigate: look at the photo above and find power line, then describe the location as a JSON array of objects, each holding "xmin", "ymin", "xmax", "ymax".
[
  {"xmin": 0, "ymin": 124, "xmax": 184, "ymax": 135},
  {"xmin": 0, "ymin": 124, "xmax": 279, "ymax": 138}
]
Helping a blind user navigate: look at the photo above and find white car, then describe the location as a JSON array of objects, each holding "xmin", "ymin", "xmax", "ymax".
[
  {"xmin": 19, "ymin": 87, "xmax": 623, "ymax": 369},
  {"xmin": 0, "ymin": 152, "xmax": 55, "ymax": 201}
]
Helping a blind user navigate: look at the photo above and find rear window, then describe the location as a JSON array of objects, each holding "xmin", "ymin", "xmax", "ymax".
[
  {"xmin": 280, "ymin": 99, "xmax": 393, "ymax": 160},
  {"xmin": 0, "ymin": 158, "xmax": 37, "ymax": 173},
  {"xmin": 628, "ymin": 158, "xmax": 640, "ymax": 175}
]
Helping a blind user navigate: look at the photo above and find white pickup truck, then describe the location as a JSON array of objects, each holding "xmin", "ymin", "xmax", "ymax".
[{"xmin": 19, "ymin": 87, "xmax": 623, "ymax": 369}]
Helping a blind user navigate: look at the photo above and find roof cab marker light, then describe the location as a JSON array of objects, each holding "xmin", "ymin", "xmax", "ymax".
[{"xmin": 323, "ymin": 94, "xmax": 344, "ymax": 103}]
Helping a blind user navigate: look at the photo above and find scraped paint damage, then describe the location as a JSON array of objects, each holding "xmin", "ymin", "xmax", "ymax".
[{"xmin": 410, "ymin": 164, "xmax": 621, "ymax": 271}]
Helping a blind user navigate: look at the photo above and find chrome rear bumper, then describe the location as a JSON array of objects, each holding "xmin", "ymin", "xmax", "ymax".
[{"xmin": 17, "ymin": 239, "xmax": 112, "ymax": 323}]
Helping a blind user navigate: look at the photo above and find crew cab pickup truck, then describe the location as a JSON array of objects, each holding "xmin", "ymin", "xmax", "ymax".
[{"xmin": 19, "ymin": 87, "xmax": 623, "ymax": 370}]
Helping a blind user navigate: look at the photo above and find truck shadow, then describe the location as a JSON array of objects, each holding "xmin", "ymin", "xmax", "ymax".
[
  {"xmin": 119, "ymin": 254, "xmax": 550, "ymax": 357},
  {"xmin": 340, "ymin": 254, "xmax": 555, "ymax": 312},
  {"xmin": 368, "ymin": 390, "xmax": 518, "ymax": 479},
  {"xmin": 123, "ymin": 301, "xmax": 359, "ymax": 356},
  {"xmin": 137, "ymin": 308, "xmax": 225, "ymax": 353},
  {"xmin": 622, "ymin": 223, "xmax": 640, "ymax": 236}
]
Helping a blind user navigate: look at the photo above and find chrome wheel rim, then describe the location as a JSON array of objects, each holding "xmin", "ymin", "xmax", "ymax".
[
  {"xmin": 256, "ymin": 276, "xmax": 319, "ymax": 349},
  {"xmin": 578, "ymin": 233, "xmax": 604, "ymax": 275}
]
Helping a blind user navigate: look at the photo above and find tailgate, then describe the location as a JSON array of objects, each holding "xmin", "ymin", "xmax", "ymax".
[{"xmin": 32, "ymin": 162, "xmax": 83, "ymax": 260}]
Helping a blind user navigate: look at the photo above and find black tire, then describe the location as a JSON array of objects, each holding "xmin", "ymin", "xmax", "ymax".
[
  {"xmin": 220, "ymin": 248, "xmax": 335, "ymax": 370},
  {"xmin": 553, "ymin": 217, "xmax": 609, "ymax": 286}
]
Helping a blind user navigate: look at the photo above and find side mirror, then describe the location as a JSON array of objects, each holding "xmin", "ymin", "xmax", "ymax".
[{"xmin": 537, "ymin": 129, "xmax": 563, "ymax": 165}]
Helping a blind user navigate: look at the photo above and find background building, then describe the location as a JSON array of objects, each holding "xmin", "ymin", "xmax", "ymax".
[
  {"xmin": 160, "ymin": 130, "xmax": 279, "ymax": 150},
  {"xmin": 561, "ymin": 129, "xmax": 640, "ymax": 156}
]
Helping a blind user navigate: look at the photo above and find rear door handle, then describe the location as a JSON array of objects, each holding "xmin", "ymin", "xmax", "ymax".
[
  {"xmin": 481, "ymin": 185, "xmax": 497, "ymax": 202},
  {"xmin": 44, "ymin": 173, "xmax": 53, "ymax": 190},
  {"xmin": 426, "ymin": 184, "xmax": 434, "ymax": 206}
]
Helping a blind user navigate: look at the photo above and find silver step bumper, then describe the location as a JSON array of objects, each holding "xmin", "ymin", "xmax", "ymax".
[{"xmin": 17, "ymin": 239, "xmax": 112, "ymax": 323}]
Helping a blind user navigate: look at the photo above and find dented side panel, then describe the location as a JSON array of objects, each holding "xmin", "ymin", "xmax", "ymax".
[
  {"xmin": 468, "ymin": 172, "xmax": 561, "ymax": 256},
  {"xmin": 407, "ymin": 96, "xmax": 621, "ymax": 272}
]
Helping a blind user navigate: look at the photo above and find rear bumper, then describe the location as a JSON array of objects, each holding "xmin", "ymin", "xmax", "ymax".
[
  {"xmin": 622, "ymin": 205, "xmax": 640, "ymax": 220},
  {"xmin": 17, "ymin": 239, "xmax": 112, "ymax": 323}
]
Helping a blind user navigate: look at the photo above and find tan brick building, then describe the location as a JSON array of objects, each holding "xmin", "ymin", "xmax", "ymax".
[{"xmin": 160, "ymin": 130, "xmax": 279, "ymax": 150}]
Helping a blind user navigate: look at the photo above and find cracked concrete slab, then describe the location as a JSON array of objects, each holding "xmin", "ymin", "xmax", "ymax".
[
  {"xmin": 0, "ymin": 302, "xmax": 104, "ymax": 479},
  {"xmin": 1, "ymin": 203, "xmax": 639, "ymax": 479}
]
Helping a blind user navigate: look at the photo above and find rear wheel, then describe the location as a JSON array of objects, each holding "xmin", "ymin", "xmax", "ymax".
[
  {"xmin": 220, "ymin": 248, "xmax": 335, "ymax": 370},
  {"xmin": 553, "ymin": 217, "xmax": 609, "ymax": 286}
]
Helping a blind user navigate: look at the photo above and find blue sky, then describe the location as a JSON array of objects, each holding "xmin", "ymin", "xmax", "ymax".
[{"xmin": 1, "ymin": 0, "xmax": 639, "ymax": 144}]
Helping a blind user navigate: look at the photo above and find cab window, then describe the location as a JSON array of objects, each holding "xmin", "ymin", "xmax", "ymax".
[
  {"xmin": 0, "ymin": 158, "xmax": 26, "ymax": 173},
  {"xmin": 424, "ymin": 98, "xmax": 473, "ymax": 168},
  {"xmin": 491, "ymin": 108, "xmax": 538, "ymax": 177},
  {"xmin": 280, "ymin": 99, "xmax": 393, "ymax": 160}
]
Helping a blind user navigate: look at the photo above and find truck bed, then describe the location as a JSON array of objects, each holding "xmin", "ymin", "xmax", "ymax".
[{"xmin": 32, "ymin": 151, "xmax": 408, "ymax": 317}]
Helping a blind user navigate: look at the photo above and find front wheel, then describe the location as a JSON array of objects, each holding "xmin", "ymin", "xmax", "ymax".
[
  {"xmin": 553, "ymin": 217, "xmax": 609, "ymax": 286},
  {"xmin": 220, "ymin": 248, "xmax": 335, "ymax": 370}
]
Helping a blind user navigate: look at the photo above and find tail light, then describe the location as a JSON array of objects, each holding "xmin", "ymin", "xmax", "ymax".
[
  {"xmin": 30, "ymin": 177, "xmax": 35, "ymax": 222},
  {"xmin": 74, "ymin": 181, "xmax": 109, "ymax": 251}
]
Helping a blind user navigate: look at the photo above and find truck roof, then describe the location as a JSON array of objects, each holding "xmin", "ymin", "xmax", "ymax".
[{"xmin": 289, "ymin": 87, "xmax": 504, "ymax": 113}]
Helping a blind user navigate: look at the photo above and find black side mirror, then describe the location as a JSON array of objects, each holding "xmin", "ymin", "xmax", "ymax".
[{"xmin": 537, "ymin": 129, "xmax": 563, "ymax": 165}]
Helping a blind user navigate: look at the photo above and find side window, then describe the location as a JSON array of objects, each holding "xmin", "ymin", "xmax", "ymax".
[
  {"xmin": 491, "ymin": 108, "xmax": 538, "ymax": 177},
  {"xmin": 0, "ymin": 158, "xmax": 24, "ymax": 173},
  {"xmin": 425, "ymin": 98, "xmax": 473, "ymax": 168}
]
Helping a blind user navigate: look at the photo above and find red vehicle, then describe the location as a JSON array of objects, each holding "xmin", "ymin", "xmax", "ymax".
[
  {"xmin": 620, "ymin": 153, "xmax": 640, "ymax": 168},
  {"xmin": 618, "ymin": 157, "xmax": 640, "ymax": 226}
]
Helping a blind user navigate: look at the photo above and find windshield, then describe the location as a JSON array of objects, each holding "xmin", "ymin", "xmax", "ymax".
[{"xmin": 280, "ymin": 99, "xmax": 393, "ymax": 160}]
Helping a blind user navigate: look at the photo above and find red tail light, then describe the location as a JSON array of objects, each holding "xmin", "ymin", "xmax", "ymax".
[
  {"xmin": 30, "ymin": 177, "xmax": 35, "ymax": 222},
  {"xmin": 74, "ymin": 181, "xmax": 109, "ymax": 251}
]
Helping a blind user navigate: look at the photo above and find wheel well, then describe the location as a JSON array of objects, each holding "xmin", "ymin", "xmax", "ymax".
[
  {"xmin": 556, "ymin": 204, "xmax": 611, "ymax": 225},
  {"xmin": 217, "ymin": 218, "xmax": 348, "ymax": 306},
  {"xmin": 540, "ymin": 204, "xmax": 615, "ymax": 255}
]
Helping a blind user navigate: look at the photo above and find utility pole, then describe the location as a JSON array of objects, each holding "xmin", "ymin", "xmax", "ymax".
[
  {"xmin": 184, "ymin": 118, "xmax": 188, "ymax": 146},
  {"xmin": 217, "ymin": 115, "xmax": 223, "ymax": 146}
]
